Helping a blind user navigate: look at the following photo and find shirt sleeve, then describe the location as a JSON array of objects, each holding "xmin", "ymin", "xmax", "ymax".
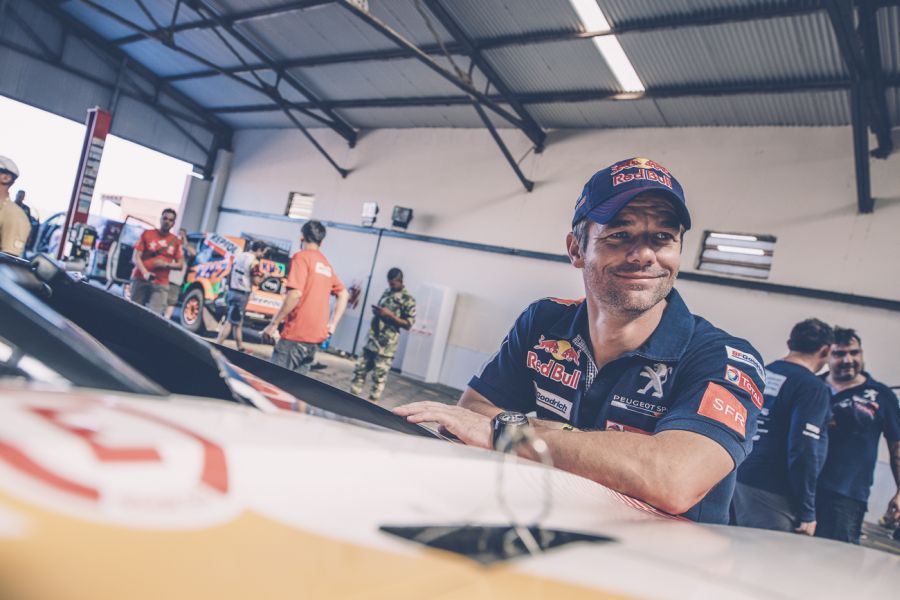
[
  {"xmin": 331, "ymin": 273, "xmax": 345, "ymax": 296},
  {"xmin": 285, "ymin": 253, "xmax": 308, "ymax": 291},
  {"xmin": 786, "ymin": 379, "xmax": 832, "ymax": 522},
  {"xmin": 882, "ymin": 384, "xmax": 900, "ymax": 443},
  {"xmin": 467, "ymin": 304, "xmax": 536, "ymax": 413},
  {"xmin": 404, "ymin": 296, "xmax": 417, "ymax": 328},
  {"xmin": 655, "ymin": 340, "xmax": 764, "ymax": 469},
  {"xmin": 173, "ymin": 238, "xmax": 184, "ymax": 261}
]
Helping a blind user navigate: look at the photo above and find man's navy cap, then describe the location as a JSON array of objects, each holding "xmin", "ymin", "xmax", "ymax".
[{"xmin": 572, "ymin": 157, "xmax": 691, "ymax": 230}]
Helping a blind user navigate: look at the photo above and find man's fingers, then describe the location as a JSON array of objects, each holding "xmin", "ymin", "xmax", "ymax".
[{"xmin": 392, "ymin": 401, "xmax": 451, "ymax": 416}]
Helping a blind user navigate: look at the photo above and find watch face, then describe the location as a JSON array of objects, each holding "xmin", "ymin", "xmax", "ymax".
[{"xmin": 497, "ymin": 411, "xmax": 528, "ymax": 426}]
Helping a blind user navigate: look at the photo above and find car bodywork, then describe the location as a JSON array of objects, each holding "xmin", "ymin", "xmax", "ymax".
[{"xmin": 0, "ymin": 254, "xmax": 898, "ymax": 600}]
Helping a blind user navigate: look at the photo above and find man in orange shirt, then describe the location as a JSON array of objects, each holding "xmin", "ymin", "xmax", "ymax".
[
  {"xmin": 263, "ymin": 220, "xmax": 349, "ymax": 374},
  {"xmin": 131, "ymin": 208, "xmax": 184, "ymax": 316}
]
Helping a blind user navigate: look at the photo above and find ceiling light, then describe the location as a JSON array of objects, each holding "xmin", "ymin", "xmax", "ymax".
[
  {"xmin": 716, "ymin": 245, "xmax": 766, "ymax": 256},
  {"xmin": 569, "ymin": 0, "xmax": 645, "ymax": 93}
]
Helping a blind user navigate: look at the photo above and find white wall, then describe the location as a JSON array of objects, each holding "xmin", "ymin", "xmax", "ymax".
[{"xmin": 216, "ymin": 125, "xmax": 900, "ymax": 387}]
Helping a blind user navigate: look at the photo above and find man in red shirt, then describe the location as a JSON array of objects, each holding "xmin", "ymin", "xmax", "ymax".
[
  {"xmin": 263, "ymin": 220, "xmax": 349, "ymax": 374},
  {"xmin": 130, "ymin": 208, "xmax": 184, "ymax": 316}
]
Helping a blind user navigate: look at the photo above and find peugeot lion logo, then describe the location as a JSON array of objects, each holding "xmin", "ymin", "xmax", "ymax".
[{"xmin": 638, "ymin": 363, "xmax": 671, "ymax": 398}]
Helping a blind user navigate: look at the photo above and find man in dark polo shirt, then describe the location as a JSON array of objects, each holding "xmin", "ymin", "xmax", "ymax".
[
  {"xmin": 816, "ymin": 328, "xmax": 900, "ymax": 544},
  {"xmin": 395, "ymin": 157, "xmax": 764, "ymax": 524},
  {"xmin": 734, "ymin": 319, "xmax": 834, "ymax": 534}
]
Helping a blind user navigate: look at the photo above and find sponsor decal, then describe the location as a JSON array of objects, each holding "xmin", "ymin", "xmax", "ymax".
[
  {"xmin": 725, "ymin": 365, "xmax": 764, "ymax": 409},
  {"xmin": 612, "ymin": 169, "xmax": 672, "ymax": 189},
  {"xmin": 698, "ymin": 382, "xmax": 747, "ymax": 437},
  {"xmin": 724, "ymin": 345, "xmax": 765, "ymax": 380},
  {"xmin": 574, "ymin": 193, "xmax": 587, "ymax": 212},
  {"xmin": 605, "ymin": 420, "xmax": 651, "ymax": 435},
  {"xmin": 611, "ymin": 157, "xmax": 672, "ymax": 177},
  {"xmin": 637, "ymin": 363, "xmax": 671, "ymax": 398},
  {"xmin": 533, "ymin": 383, "xmax": 573, "ymax": 420},
  {"xmin": 314, "ymin": 262, "xmax": 332, "ymax": 277},
  {"xmin": 763, "ymin": 369, "xmax": 787, "ymax": 397},
  {"xmin": 802, "ymin": 423, "xmax": 822, "ymax": 440},
  {"xmin": 525, "ymin": 351, "xmax": 581, "ymax": 390},
  {"xmin": 533, "ymin": 335, "xmax": 581, "ymax": 366},
  {"xmin": 862, "ymin": 388, "xmax": 879, "ymax": 401},
  {"xmin": 610, "ymin": 395, "xmax": 667, "ymax": 418}
]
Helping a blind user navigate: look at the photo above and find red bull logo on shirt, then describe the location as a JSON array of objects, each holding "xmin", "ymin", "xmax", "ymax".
[
  {"xmin": 526, "ymin": 351, "xmax": 581, "ymax": 390},
  {"xmin": 533, "ymin": 335, "xmax": 581, "ymax": 366}
]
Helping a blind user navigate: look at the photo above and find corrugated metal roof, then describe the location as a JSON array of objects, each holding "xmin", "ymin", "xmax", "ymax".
[
  {"xmin": 336, "ymin": 104, "xmax": 510, "ymax": 128},
  {"xmin": 61, "ymin": 1, "xmax": 139, "ymax": 40},
  {"xmin": 527, "ymin": 99, "xmax": 667, "ymax": 127},
  {"xmin": 484, "ymin": 40, "xmax": 620, "ymax": 93},
  {"xmin": 620, "ymin": 11, "xmax": 847, "ymax": 87},
  {"xmin": 171, "ymin": 74, "xmax": 274, "ymax": 107},
  {"xmin": 599, "ymin": 0, "xmax": 808, "ymax": 26},
  {"xmin": 172, "ymin": 26, "xmax": 260, "ymax": 69},
  {"xmin": 284, "ymin": 55, "xmax": 487, "ymax": 101},
  {"xmin": 653, "ymin": 90, "xmax": 849, "ymax": 126},
  {"xmin": 218, "ymin": 109, "xmax": 320, "ymax": 129},
  {"xmin": 440, "ymin": 0, "xmax": 583, "ymax": 39},
  {"xmin": 118, "ymin": 39, "xmax": 210, "ymax": 77},
  {"xmin": 878, "ymin": 5, "xmax": 900, "ymax": 75}
]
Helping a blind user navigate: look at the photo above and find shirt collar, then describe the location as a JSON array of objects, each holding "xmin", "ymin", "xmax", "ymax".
[{"xmin": 549, "ymin": 288, "xmax": 695, "ymax": 363}]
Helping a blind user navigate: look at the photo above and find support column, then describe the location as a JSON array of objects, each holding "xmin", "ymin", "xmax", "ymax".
[{"xmin": 199, "ymin": 148, "xmax": 232, "ymax": 233}]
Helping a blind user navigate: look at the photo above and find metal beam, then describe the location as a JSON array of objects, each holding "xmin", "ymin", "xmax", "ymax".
[
  {"xmin": 164, "ymin": 0, "xmax": 833, "ymax": 83},
  {"xmin": 472, "ymin": 102, "xmax": 533, "ymax": 192},
  {"xmin": 336, "ymin": 0, "xmax": 527, "ymax": 131},
  {"xmin": 825, "ymin": 0, "xmax": 892, "ymax": 155},
  {"xmin": 421, "ymin": 0, "xmax": 545, "ymax": 151},
  {"xmin": 75, "ymin": 0, "xmax": 346, "ymax": 136},
  {"xmin": 34, "ymin": 0, "xmax": 229, "ymax": 136},
  {"xmin": 857, "ymin": 0, "xmax": 893, "ymax": 158},
  {"xmin": 850, "ymin": 81, "xmax": 873, "ymax": 212},
  {"xmin": 183, "ymin": 0, "xmax": 358, "ymax": 146},
  {"xmin": 210, "ymin": 75, "xmax": 891, "ymax": 113},
  {"xmin": 111, "ymin": 0, "xmax": 335, "ymax": 45}
]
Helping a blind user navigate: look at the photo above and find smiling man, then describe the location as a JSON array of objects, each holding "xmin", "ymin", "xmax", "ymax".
[
  {"xmin": 816, "ymin": 328, "xmax": 900, "ymax": 544},
  {"xmin": 395, "ymin": 158, "xmax": 764, "ymax": 523}
]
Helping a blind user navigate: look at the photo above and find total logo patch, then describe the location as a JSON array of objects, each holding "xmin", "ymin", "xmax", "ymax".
[
  {"xmin": 724, "ymin": 345, "xmax": 765, "ymax": 380},
  {"xmin": 533, "ymin": 383, "xmax": 573, "ymax": 420},
  {"xmin": 725, "ymin": 365, "xmax": 763, "ymax": 409},
  {"xmin": 698, "ymin": 382, "xmax": 747, "ymax": 437},
  {"xmin": 526, "ymin": 351, "xmax": 581, "ymax": 389}
]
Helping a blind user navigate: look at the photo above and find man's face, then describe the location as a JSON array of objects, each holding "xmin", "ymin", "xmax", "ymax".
[
  {"xmin": 828, "ymin": 340, "xmax": 863, "ymax": 382},
  {"xmin": 568, "ymin": 196, "xmax": 682, "ymax": 315},
  {"xmin": 388, "ymin": 276, "xmax": 403, "ymax": 292},
  {"xmin": 0, "ymin": 171, "xmax": 13, "ymax": 188},
  {"xmin": 159, "ymin": 211, "xmax": 176, "ymax": 233}
]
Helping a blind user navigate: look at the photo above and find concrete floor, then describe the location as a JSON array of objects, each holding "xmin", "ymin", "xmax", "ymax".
[
  {"xmin": 221, "ymin": 337, "xmax": 900, "ymax": 556},
  {"xmin": 220, "ymin": 338, "xmax": 461, "ymax": 411}
]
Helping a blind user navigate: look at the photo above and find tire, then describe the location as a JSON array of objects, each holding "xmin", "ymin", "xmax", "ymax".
[{"xmin": 180, "ymin": 287, "xmax": 206, "ymax": 334}]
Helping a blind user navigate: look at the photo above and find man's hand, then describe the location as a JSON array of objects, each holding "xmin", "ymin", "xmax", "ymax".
[
  {"xmin": 372, "ymin": 305, "xmax": 395, "ymax": 319},
  {"xmin": 795, "ymin": 521, "xmax": 816, "ymax": 536},
  {"xmin": 326, "ymin": 320, "xmax": 337, "ymax": 335},
  {"xmin": 261, "ymin": 323, "xmax": 280, "ymax": 343},
  {"xmin": 393, "ymin": 402, "xmax": 492, "ymax": 449}
]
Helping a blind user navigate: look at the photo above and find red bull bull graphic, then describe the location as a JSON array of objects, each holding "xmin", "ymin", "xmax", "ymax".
[
  {"xmin": 526, "ymin": 351, "xmax": 581, "ymax": 390},
  {"xmin": 611, "ymin": 157, "xmax": 672, "ymax": 176},
  {"xmin": 533, "ymin": 335, "xmax": 581, "ymax": 366}
]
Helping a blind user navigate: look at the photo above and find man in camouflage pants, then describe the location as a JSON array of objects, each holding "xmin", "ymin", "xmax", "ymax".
[{"xmin": 350, "ymin": 268, "xmax": 416, "ymax": 402}]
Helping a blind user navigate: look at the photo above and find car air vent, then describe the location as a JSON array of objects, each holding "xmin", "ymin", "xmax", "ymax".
[{"xmin": 380, "ymin": 525, "xmax": 614, "ymax": 565}]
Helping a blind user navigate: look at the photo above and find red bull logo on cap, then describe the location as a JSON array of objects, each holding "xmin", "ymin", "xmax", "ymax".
[
  {"xmin": 610, "ymin": 157, "xmax": 673, "ymax": 190},
  {"xmin": 533, "ymin": 335, "xmax": 581, "ymax": 366}
]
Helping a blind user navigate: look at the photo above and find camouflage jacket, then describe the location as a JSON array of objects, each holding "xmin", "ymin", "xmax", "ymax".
[{"xmin": 364, "ymin": 287, "xmax": 416, "ymax": 357}]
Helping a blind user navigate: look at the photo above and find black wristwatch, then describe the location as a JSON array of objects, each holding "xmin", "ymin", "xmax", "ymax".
[{"xmin": 491, "ymin": 411, "xmax": 529, "ymax": 451}]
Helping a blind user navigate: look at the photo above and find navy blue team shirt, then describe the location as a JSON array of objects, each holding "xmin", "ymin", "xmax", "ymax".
[
  {"xmin": 737, "ymin": 360, "xmax": 832, "ymax": 522},
  {"xmin": 469, "ymin": 289, "xmax": 764, "ymax": 524},
  {"xmin": 817, "ymin": 373, "xmax": 900, "ymax": 503}
]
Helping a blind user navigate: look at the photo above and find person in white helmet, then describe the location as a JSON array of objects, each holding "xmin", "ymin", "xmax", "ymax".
[{"xmin": 0, "ymin": 156, "xmax": 31, "ymax": 257}]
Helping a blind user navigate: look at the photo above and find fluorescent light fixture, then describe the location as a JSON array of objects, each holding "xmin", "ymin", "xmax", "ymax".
[
  {"xmin": 716, "ymin": 245, "xmax": 766, "ymax": 256},
  {"xmin": 569, "ymin": 0, "xmax": 645, "ymax": 93},
  {"xmin": 709, "ymin": 232, "xmax": 759, "ymax": 242}
]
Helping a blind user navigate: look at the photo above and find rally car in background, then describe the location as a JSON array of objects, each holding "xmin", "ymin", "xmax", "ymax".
[{"xmin": 178, "ymin": 232, "xmax": 290, "ymax": 334}]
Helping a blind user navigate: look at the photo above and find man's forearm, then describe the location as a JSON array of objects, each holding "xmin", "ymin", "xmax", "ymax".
[
  {"xmin": 270, "ymin": 292, "xmax": 300, "ymax": 327},
  {"xmin": 890, "ymin": 441, "xmax": 900, "ymax": 491},
  {"xmin": 330, "ymin": 291, "xmax": 349, "ymax": 329},
  {"xmin": 538, "ymin": 429, "xmax": 732, "ymax": 515}
]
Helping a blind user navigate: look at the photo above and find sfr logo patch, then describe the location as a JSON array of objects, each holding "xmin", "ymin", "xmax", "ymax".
[{"xmin": 698, "ymin": 382, "xmax": 747, "ymax": 437}]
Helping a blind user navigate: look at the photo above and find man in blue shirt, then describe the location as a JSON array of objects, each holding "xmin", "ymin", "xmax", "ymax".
[
  {"xmin": 734, "ymin": 319, "xmax": 833, "ymax": 535},
  {"xmin": 395, "ymin": 157, "xmax": 763, "ymax": 524},
  {"xmin": 816, "ymin": 328, "xmax": 900, "ymax": 544}
]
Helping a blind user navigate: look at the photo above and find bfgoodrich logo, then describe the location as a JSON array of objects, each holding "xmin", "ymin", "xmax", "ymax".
[{"xmin": 533, "ymin": 383, "xmax": 573, "ymax": 419}]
